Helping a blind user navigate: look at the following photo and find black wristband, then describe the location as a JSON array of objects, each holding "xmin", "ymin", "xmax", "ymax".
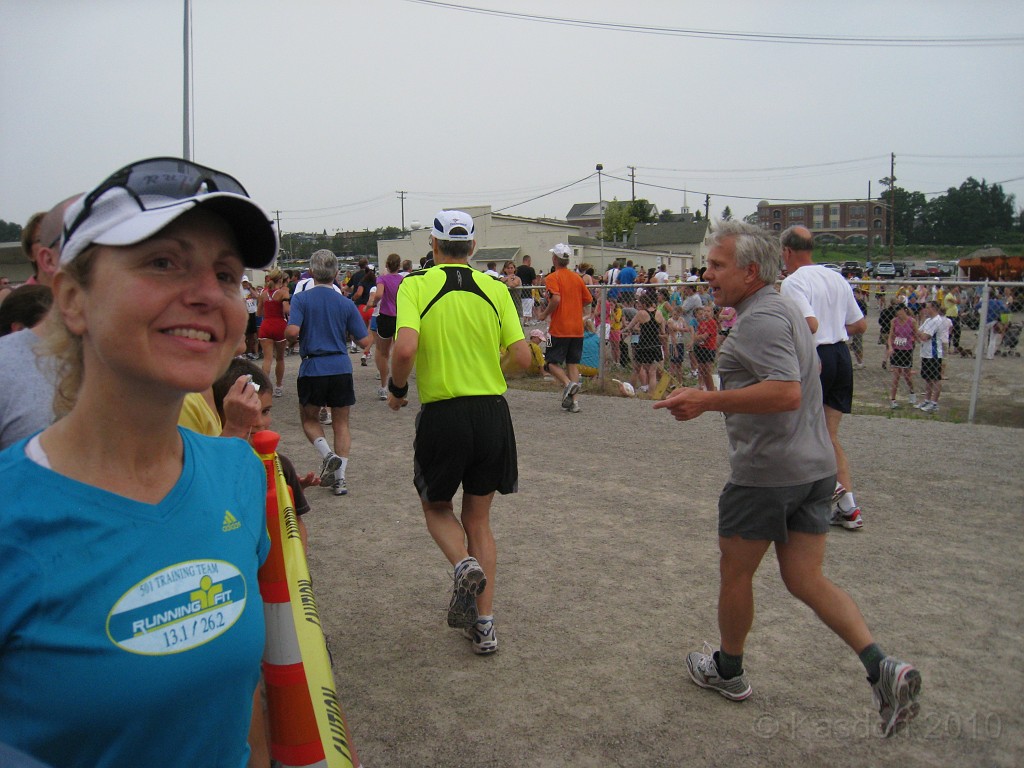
[{"xmin": 387, "ymin": 377, "xmax": 409, "ymax": 399}]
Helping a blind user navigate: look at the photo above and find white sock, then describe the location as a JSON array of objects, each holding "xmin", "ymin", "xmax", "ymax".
[
  {"xmin": 313, "ymin": 437, "xmax": 331, "ymax": 459},
  {"xmin": 334, "ymin": 457, "xmax": 348, "ymax": 481},
  {"xmin": 838, "ymin": 492, "xmax": 857, "ymax": 513}
]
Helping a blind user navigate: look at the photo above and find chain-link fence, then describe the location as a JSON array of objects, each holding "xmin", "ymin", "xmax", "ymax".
[{"xmin": 505, "ymin": 279, "xmax": 1024, "ymax": 427}]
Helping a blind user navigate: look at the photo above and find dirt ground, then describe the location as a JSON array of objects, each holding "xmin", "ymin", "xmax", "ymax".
[{"xmin": 265, "ymin": 321, "xmax": 1023, "ymax": 768}]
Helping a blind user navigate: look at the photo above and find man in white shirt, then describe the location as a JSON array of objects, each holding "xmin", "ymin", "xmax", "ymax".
[
  {"xmin": 780, "ymin": 226, "xmax": 867, "ymax": 530},
  {"xmin": 916, "ymin": 301, "xmax": 946, "ymax": 413},
  {"xmin": 653, "ymin": 265, "xmax": 670, "ymax": 284}
]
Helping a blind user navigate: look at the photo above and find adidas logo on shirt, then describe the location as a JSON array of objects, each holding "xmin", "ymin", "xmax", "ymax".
[{"xmin": 222, "ymin": 510, "xmax": 242, "ymax": 532}]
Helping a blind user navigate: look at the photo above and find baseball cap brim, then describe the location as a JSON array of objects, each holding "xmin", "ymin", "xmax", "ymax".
[
  {"xmin": 92, "ymin": 194, "xmax": 277, "ymax": 269},
  {"xmin": 61, "ymin": 189, "xmax": 278, "ymax": 269}
]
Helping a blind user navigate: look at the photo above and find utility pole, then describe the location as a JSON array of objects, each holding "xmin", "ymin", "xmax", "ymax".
[
  {"xmin": 628, "ymin": 166, "xmax": 636, "ymax": 201},
  {"xmin": 396, "ymin": 190, "xmax": 407, "ymax": 231},
  {"xmin": 182, "ymin": 0, "xmax": 192, "ymax": 160},
  {"xmin": 273, "ymin": 210, "xmax": 282, "ymax": 267},
  {"xmin": 866, "ymin": 180, "xmax": 872, "ymax": 263},
  {"xmin": 889, "ymin": 152, "xmax": 896, "ymax": 262},
  {"xmin": 704, "ymin": 194, "xmax": 711, "ymax": 221}
]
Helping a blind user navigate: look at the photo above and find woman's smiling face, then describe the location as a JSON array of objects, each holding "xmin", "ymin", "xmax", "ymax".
[{"xmin": 61, "ymin": 208, "xmax": 247, "ymax": 397}]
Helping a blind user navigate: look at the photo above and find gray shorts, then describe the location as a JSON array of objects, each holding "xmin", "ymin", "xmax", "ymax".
[{"xmin": 718, "ymin": 475, "xmax": 836, "ymax": 543}]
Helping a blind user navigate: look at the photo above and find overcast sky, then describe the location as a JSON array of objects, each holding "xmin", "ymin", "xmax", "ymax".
[{"xmin": 3, "ymin": 0, "xmax": 1022, "ymax": 238}]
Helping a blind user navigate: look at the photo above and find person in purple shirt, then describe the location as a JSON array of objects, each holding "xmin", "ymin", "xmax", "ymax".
[{"xmin": 368, "ymin": 253, "xmax": 405, "ymax": 401}]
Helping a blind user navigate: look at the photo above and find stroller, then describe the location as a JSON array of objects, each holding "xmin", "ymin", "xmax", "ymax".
[{"xmin": 997, "ymin": 321, "xmax": 1022, "ymax": 357}]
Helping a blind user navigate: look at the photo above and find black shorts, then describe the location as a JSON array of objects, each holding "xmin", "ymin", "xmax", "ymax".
[
  {"xmin": 719, "ymin": 475, "xmax": 836, "ymax": 543},
  {"xmin": 545, "ymin": 336, "xmax": 583, "ymax": 367},
  {"xmin": 375, "ymin": 314, "xmax": 397, "ymax": 340},
  {"xmin": 816, "ymin": 341, "xmax": 853, "ymax": 413},
  {"xmin": 413, "ymin": 395, "xmax": 518, "ymax": 503},
  {"xmin": 920, "ymin": 357, "xmax": 942, "ymax": 381},
  {"xmin": 890, "ymin": 349, "xmax": 914, "ymax": 369},
  {"xmin": 635, "ymin": 346, "xmax": 663, "ymax": 365},
  {"xmin": 246, "ymin": 313, "xmax": 258, "ymax": 336},
  {"xmin": 297, "ymin": 373, "xmax": 355, "ymax": 408},
  {"xmin": 694, "ymin": 346, "xmax": 716, "ymax": 365}
]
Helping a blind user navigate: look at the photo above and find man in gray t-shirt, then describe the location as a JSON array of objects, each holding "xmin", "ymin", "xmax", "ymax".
[{"xmin": 655, "ymin": 221, "xmax": 920, "ymax": 737}]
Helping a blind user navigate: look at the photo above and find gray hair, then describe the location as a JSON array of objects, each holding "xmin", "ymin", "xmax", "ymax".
[
  {"xmin": 709, "ymin": 220, "xmax": 781, "ymax": 284},
  {"xmin": 309, "ymin": 249, "xmax": 338, "ymax": 282}
]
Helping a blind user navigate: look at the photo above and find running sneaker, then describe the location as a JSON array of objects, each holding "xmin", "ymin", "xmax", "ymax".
[
  {"xmin": 447, "ymin": 557, "xmax": 486, "ymax": 629},
  {"xmin": 921, "ymin": 402, "xmax": 938, "ymax": 414},
  {"xmin": 890, "ymin": 400, "xmax": 900, "ymax": 410},
  {"xmin": 685, "ymin": 642, "xmax": 752, "ymax": 701},
  {"xmin": 462, "ymin": 618, "xmax": 498, "ymax": 655},
  {"xmin": 560, "ymin": 381, "xmax": 581, "ymax": 409},
  {"xmin": 319, "ymin": 408, "xmax": 332, "ymax": 426},
  {"xmin": 871, "ymin": 657, "xmax": 922, "ymax": 737},
  {"xmin": 568, "ymin": 400, "xmax": 581, "ymax": 414},
  {"xmin": 360, "ymin": 356, "xmax": 368, "ymax": 367},
  {"xmin": 273, "ymin": 387, "xmax": 283, "ymax": 398},
  {"xmin": 837, "ymin": 507, "xmax": 864, "ymax": 530},
  {"xmin": 377, "ymin": 386, "xmax": 388, "ymax": 401},
  {"xmin": 318, "ymin": 452, "xmax": 343, "ymax": 484},
  {"xmin": 332, "ymin": 478, "xmax": 348, "ymax": 496},
  {"xmin": 909, "ymin": 393, "xmax": 917, "ymax": 406}
]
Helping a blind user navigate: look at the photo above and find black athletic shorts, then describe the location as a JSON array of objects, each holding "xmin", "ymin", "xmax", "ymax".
[
  {"xmin": 635, "ymin": 345, "xmax": 663, "ymax": 365},
  {"xmin": 246, "ymin": 313, "xmax": 258, "ymax": 336},
  {"xmin": 817, "ymin": 341, "xmax": 853, "ymax": 414},
  {"xmin": 413, "ymin": 395, "xmax": 518, "ymax": 503},
  {"xmin": 297, "ymin": 373, "xmax": 355, "ymax": 408},
  {"xmin": 920, "ymin": 357, "xmax": 942, "ymax": 381},
  {"xmin": 376, "ymin": 314, "xmax": 397, "ymax": 340},
  {"xmin": 545, "ymin": 336, "xmax": 583, "ymax": 367},
  {"xmin": 694, "ymin": 346, "xmax": 716, "ymax": 365},
  {"xmin": 889, "ymin": 349, "xmax": 914, "ymax": 369}
]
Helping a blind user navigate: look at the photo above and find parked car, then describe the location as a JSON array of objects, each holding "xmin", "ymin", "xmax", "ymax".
[
  {"xmin": 841, "ymin": 261, "xmax": 863, "ymax": 278},
  {"xmin": 925, "ymin": 260, "xmax": 954, "ymax": 278},
  {"xmin": 909, "ymin": 265, "xmax": 929, "ymax": 279},
  {"xmin": 893, "ymin": 262, "xmax": 907, "ymax": 277},
  {"xmin": 820, "ymin": 262, "xmax": 842, "ymax": 273},
  {"xmin": 874, "ymin": 262, "xmax": 896, "ymax": 278}
]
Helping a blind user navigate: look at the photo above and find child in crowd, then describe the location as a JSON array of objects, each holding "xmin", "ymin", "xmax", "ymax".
[
  {"xmin": 213, "ymin": 358, "xmax": 316, "ymax": 551},
  {"xmin": 693, "ymin": 305, "xmax": 719, "ymax": 391}
]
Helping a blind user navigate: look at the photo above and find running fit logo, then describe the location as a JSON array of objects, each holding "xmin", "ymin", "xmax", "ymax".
[
  {"xmin": 222, "ymin": 510, "xmax": 241, "ymax": 532},
  {"xmin": 106, "ymin": 560, "xmax": 248, "ymax": 655}
]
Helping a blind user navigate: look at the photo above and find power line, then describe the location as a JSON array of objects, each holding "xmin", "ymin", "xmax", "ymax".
[{"xmin": 403, "ymin": 1, "xmax": 1024, "ymax": 47}]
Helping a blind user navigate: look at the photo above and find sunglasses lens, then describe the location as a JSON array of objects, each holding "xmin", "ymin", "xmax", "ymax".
[{"xmin": 121, "ymin": 158, "xmax": 248, "ymax": 199}]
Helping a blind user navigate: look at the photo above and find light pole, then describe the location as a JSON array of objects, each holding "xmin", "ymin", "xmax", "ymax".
[{"xmin": 596, "ymin": 163, "xmax": 604, "ymax": 250}]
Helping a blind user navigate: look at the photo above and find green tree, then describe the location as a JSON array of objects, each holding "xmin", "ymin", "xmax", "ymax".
[
  {"xmin": 658, "ymin": 208, "xmax": 675, "ymax": 222},
  {"xmin": 628, "ymin": 198, "xmax": 656, "ymax": 225},
  {"xmin": 0, "ymin": 219, "xmax": 22, "ymax": 242},
  {"xmin": 877, "ymin": 178, "xmax": 927, "ymax": 245},
  {"xmin": 721, "ymin": 206, "xmax": 733, "ymax": 221},
  {"xmin": 921, "ymin": 177, "xmax": 1016, "ymax": 245},
  {"xmin": 600, "ymin": 198, "xmax": 636, "ymax": 242}
]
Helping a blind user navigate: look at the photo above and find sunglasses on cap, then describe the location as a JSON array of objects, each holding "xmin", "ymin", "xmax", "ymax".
[{"xmin": 62, "ymin": 157, "xmax": 251, "ymax": 245}]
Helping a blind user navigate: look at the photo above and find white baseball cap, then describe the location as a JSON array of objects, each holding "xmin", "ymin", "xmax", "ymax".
[{"xmin": 431, "ymin": 210, "xmax": 475, "ymax": 241}]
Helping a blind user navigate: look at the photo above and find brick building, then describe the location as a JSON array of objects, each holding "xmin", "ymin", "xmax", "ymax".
[{"xmin": 756, "ymin": 199, "xmax": 887, "ymax": 244}]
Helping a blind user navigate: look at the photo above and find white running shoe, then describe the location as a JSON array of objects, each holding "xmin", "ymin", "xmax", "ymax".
[
  {"xmin": 462, "ymin": 618, "xmax": 498, "ymax": 655},
  {"xmin": 318, "ymin": 408, "xmax": 332, "ymax": 425},
  {"xmin": 318, "ymin": 452, "xmax": 342, "ymax": 484},
  {"xmin": 273, "ymin": 386, "xmax": 283, "ymax": 398},
  {"xmin": 332, "ymin": 477, "xmax": 348, "ymax": 496},
  {"xmin": 871, "ymin": 657, "xmax": 922, "ymax": 737},
  {"xmin": 447, "ymin": 557, "xmax": 486, "ymax": 629},
  {"xmin": 685, "ymin": 642, "xmax": 752, "ymax": 701},
  {"xmin": 377, "ymin": 386, "xmax": 388, "ymax": 401}
]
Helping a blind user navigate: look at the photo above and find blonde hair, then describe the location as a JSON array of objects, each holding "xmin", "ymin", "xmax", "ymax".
[
  {"xmin": 265, "ymin": 268, "xmax": 286, "ymax": 287},
  {"xmin": 42, "ymin": 246, "xmax": 100, "ymax": 417}
]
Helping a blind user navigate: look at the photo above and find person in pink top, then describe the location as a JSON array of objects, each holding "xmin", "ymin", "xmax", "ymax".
[
  {"xmin": 886, "ymin": 303, "xmax": 918, "ymax": 409},
  {"xmin": 368, "ymin": 253, "xmax": 405, "ymax": 401}
]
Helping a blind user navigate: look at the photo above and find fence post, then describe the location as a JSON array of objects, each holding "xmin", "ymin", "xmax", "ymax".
[
  {"xmin": 597, "ymin": 285, "xmax": 607, "ymax": 385},
  {"xmin": 967, "ymin": 282, "xmax": 990, "ymax": 424}
]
